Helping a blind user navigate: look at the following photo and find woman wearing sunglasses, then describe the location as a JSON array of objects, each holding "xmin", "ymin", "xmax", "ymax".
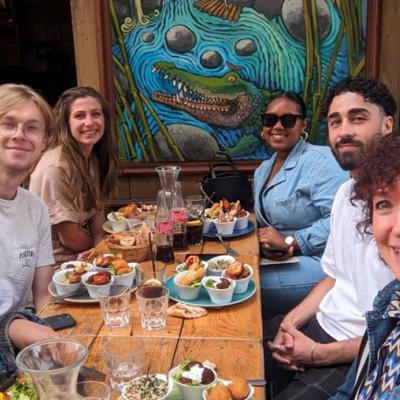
[{"xmin": 254, "ymin": 92, "xmax": 348, "ymax": 317}]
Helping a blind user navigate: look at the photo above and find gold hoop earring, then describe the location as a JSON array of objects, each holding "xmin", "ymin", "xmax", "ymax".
[{"xmin": 301, "ymin": 131, "xmax": 309, "ymax": 141}]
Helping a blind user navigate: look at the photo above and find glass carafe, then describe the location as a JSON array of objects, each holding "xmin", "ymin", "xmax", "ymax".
[
  {"xmin": 15, "ymin": 338, "xmax": 88, "ymax": 400},
  {"xmin": 155, "ymin": 166, "xmax": 181, "ymax": 208}
]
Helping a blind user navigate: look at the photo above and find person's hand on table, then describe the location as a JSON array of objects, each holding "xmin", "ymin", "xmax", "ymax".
[{"xmin": 8, "ymin": 320, "xmax": 58, "ymax": 350}]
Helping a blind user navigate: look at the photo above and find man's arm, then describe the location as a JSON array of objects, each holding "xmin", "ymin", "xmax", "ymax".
[
  {"xmin": 284, "ymin": 276, "xmax": 336, "ymax": 328},
  {"xmin": 268, "ymin": 276, "xmax": 336, "ymax": 367},
  {"xmin": 32, "ymin": 265, "xmax": 53, "ymax": 310},
  {"xmin": 313, "ymin": 337, "xmax": 362, "ymax": 366},
  {"xmin": 273, "ymin": 323, "xmax": 361, "ymax": 368}
]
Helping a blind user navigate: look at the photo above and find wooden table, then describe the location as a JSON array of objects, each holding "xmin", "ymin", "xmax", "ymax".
[{"xmin": 39, "ymin": 214, "xmax": 265, "ymax": 399}]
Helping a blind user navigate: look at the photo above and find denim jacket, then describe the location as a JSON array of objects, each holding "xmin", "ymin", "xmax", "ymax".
[
  {"xmin": 331, "ymin": 279, "xmax": 400, "ymax": 400},
  {"xmin": 0, "ymin": 310, "xmax": 47, "ymax": 376},
  {"xmin": 254, "ymin": 140, "xmax": 348, "ymax": 256}
]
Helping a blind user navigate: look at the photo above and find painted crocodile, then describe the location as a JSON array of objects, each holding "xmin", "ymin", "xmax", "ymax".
[{"xmin": 150, "ymin": 61, "xmax": 275, "ymax": 156}]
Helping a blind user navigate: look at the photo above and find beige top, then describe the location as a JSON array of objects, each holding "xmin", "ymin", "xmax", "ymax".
[{"xmin": 29, "ymin": 145, "xmax": 99, "ymax": 263}]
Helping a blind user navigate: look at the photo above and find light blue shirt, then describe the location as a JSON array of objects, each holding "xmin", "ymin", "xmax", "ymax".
[{"xmin": 254, "ymin": 139, "xmax": 349, "ymax": 256}]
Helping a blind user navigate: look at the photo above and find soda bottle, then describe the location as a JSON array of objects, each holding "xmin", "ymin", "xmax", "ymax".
[
  {"xmin": 171, "ymin": 181, "xmax": 188, "ymax": 251},
  {"xmin": 155, "ymin": 190, "xmax": 174, "ymax": 263}
]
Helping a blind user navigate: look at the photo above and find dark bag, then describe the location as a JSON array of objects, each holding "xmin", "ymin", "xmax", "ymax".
[{"xmin": 201, "ymin": 155, "xmax": 252, "ymax": 210}]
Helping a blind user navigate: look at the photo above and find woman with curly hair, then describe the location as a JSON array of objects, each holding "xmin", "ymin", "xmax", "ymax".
[
  {"xmin": 30, "ymin": 87, "xmax": 119, "ymax": 263},
  {"xmin": 332, "ymin": 131, "xmax": 400, "ymax": 399}
]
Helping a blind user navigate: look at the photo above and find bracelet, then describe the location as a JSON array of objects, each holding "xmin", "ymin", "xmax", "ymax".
[{"xmin": 310, "ymin": 342, "xmax": 319, "ymax": 366}]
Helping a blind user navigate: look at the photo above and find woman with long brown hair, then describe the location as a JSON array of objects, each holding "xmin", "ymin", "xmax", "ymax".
[{"xmin": 30, "ymin": 87, "xmax": 119, "ymax": 262}]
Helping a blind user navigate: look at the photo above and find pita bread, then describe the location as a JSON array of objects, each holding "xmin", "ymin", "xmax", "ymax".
[{"xmin": 167, "ymin": 303, "xmax": 207, "ymax": 319}]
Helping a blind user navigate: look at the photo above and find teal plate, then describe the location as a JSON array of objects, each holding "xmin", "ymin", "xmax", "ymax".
[
  {"xmin": 165, "ymin": 276, "xmax": 256, "ymax": 308},
  {"xmin": 203, "ymin": 221, "xmax": 255, "ymax": 239}
]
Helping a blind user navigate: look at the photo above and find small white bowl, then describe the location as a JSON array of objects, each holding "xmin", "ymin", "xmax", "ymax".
[
  {"xmin": 235, "ymin": 211, "xmax": 249, "ymax": 230},
  {"xmin": 107, "ymin": 212, "xmax": 128, "ymax": 232},
  {"xmin": 206, "ymin": 255, "xmax": 236, "ymax": 276},
  {"xmin": 169, "ymin": 366, "xmax": 217, "ymax": 400},
  {"xmin": 111, "ymin": 263, "xmax": 137, "ymax": 287},
  {"xmin": 60, "ymin": 260, "xmax": 94, "ymax": 272},
  {"xmin": 52, "ymin": 269, "xmax": 82, "ymax": 296},
  {"xmin": 202, "ymin": 276, "xmax": 236, "ymax": 305},
  {"xmin": 122, "ymin": 373, "xmax": 172, "ymax": 400},
  {"xmin": 212, "ymin": 218, "xmax": 237, "ymax": 235},
  {"xmin": 173, "ymin": 271, "xmax": 202, "ymax": 300},
  {"xmin": 82, "ymin": 271, "xmax": 114, "ymax": 299},
  {"xmin": 203, "ymin": 379, "xmax": 254, "ymax": 400},
  {"xmin": 222, "ymin": 264, "xmax": 253, "ymax": 294}
]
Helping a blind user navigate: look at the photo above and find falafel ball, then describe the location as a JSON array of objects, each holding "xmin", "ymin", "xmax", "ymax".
[
  {"xmin": 207, "ymin": 384, "xmax": 233, "ymax": 400},
  {"xmin": 228, "ymin": 378, "xmax": 249, "ymax": 400}
]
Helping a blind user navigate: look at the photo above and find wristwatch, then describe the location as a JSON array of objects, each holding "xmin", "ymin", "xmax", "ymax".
[{"xmin": 285, "ymin": 235, "xmax": 295, "ymax": 246}]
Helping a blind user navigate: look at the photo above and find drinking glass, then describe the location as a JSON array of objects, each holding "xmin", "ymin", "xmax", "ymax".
[
  {"xmin": 135, "ymin": 260, "xmax": 166, "ymax": 287},
  {"xmin": 15, "ymin": 338, "xmax": 88, "ymax": 400},
  {"xmin": 76, "ymin": 381, "xmax": 111, "ymax": 400},
  {"xmin": 136, "ymin": 286, "xmax": 169, "ymax": 330},
  {"xmin": 98, "ymin": 285, "xmax": 131, "ymax": 328},
  {"xmin": 185, "ymin": 195, "xmax": 206, "ymax": 219},
  {"xmin": 102, "ymin": 337, "xmax": 145, "ymax": 393}
]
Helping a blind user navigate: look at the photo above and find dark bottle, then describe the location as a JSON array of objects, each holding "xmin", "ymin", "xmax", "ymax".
[
  {"xmin": 171, "ymin": 181, "xmax": 188, "ymax": 251},
  {"xmin": 155, "ymin": 190, "xmax": 174, "ymax": 264},
  {"xmin": 156, "ymin": 244, "xmax": 174, "ymax": 264}
]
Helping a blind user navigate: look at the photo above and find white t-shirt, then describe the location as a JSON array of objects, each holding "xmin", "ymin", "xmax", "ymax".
[
  {"xmin": 0, "ymin": 187, "xmax": 54, "ymax": 316},
  {"xmin": 316, "ymin": 179, "xmax": 394, "ymax": 341}
]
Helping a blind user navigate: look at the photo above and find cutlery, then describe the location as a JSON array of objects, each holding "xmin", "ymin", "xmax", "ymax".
[
  {"xmin": 248, "ymin": 379, "xmax": 267, "ymax": 386},
  {"xmin": 215, "ymin": 233, "xmax": 239, "ymax": 257}
]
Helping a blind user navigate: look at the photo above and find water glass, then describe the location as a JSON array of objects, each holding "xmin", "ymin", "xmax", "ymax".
[
  {"xmin": 185, "ymin": 195, "xmax": 206, "ymax": 219},
  {"xmin": 98, "ymin": 285, "xmax": 131, "ymax": 328},
  {"xmin": 135, "ymin": 260, "xmax": 166, "ymax": 286},
  {"xmin": 76, "ymin": 381, "xmax": 111, "ymax": 399},
  {"xmin": 102, "ymin": 337, "xmax": 145, "ymax": 393},
  {"xmin": 136, "ymin": 286, "xmax": 169, "ymax": 330}
]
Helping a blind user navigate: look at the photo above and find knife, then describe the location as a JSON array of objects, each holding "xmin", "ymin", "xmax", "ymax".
[
  {"xmin": 50, "ymin": 288, "xmax": 87, "ymax": 302},
  {"xmin": 247, "ymin": 379, "xmax": 267, "ymax": 386}
]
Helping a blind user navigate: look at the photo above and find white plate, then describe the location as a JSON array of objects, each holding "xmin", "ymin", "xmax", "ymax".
[{"xmin": 48, "ymin": 279, "xmax": 137, "ymax": 303}]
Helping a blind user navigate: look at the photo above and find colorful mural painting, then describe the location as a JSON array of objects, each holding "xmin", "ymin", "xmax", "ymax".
[{"xmin": 110, "ymin": 0, "xmax": 367, "ymax": 162}]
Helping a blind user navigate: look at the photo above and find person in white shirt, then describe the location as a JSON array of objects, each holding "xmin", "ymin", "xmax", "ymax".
[
  {"xmin": 0, "ymin": 83, "xmax": 57, "ymax": 377},
  {"xmin": 266, "ymin": 77, "xmax": 397, "ymax": 400}
]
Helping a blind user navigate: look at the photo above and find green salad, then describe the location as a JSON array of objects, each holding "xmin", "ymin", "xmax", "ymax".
[{"xmin": 8, "ymin": 374, "xmax": 36, "ymax": 400}]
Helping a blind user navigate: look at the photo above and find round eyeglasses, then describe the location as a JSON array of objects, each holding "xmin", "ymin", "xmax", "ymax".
[{"xmin": 0, "ymin": 121, "xmax": 44, "ymax": 137}]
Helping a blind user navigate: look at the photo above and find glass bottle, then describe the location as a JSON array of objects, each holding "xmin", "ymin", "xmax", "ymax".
[
  {"xmin": 171, "ymin": 181, "xmax": 188, "ymax": 251},
  {"xmin": 155, "ymin": 190, "xmax": 174, "ymax": 264}
]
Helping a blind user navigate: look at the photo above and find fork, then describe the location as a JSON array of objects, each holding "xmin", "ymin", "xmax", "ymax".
[{"xmin": 215, "ymin": 233, "xmax": 239, "ymax": 257}]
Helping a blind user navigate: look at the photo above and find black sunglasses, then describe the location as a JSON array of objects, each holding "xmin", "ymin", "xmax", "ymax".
[{"xmin": 262, "ymin": 113, "xmax": 303, "ymax": 129}]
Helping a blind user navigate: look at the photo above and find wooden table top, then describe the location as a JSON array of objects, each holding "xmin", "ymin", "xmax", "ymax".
[{"xmin": 39, "ymin": 215, "xmax": 265, "ymax": 399}]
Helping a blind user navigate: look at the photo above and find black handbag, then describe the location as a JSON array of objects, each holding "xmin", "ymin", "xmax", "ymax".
[{"xmin": 201, "ymin": 155, "xmax": 252, "ymax": 210}]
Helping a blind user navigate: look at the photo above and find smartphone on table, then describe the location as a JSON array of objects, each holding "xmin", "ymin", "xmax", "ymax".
[{"xmin": 44, "ymin": 313, "xmax": 77, "ymax": 331}]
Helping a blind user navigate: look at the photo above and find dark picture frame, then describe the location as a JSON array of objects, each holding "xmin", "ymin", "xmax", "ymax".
[{"xmin": 96, "ymin": 0, "xmax": 380, "ymax": 176}]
